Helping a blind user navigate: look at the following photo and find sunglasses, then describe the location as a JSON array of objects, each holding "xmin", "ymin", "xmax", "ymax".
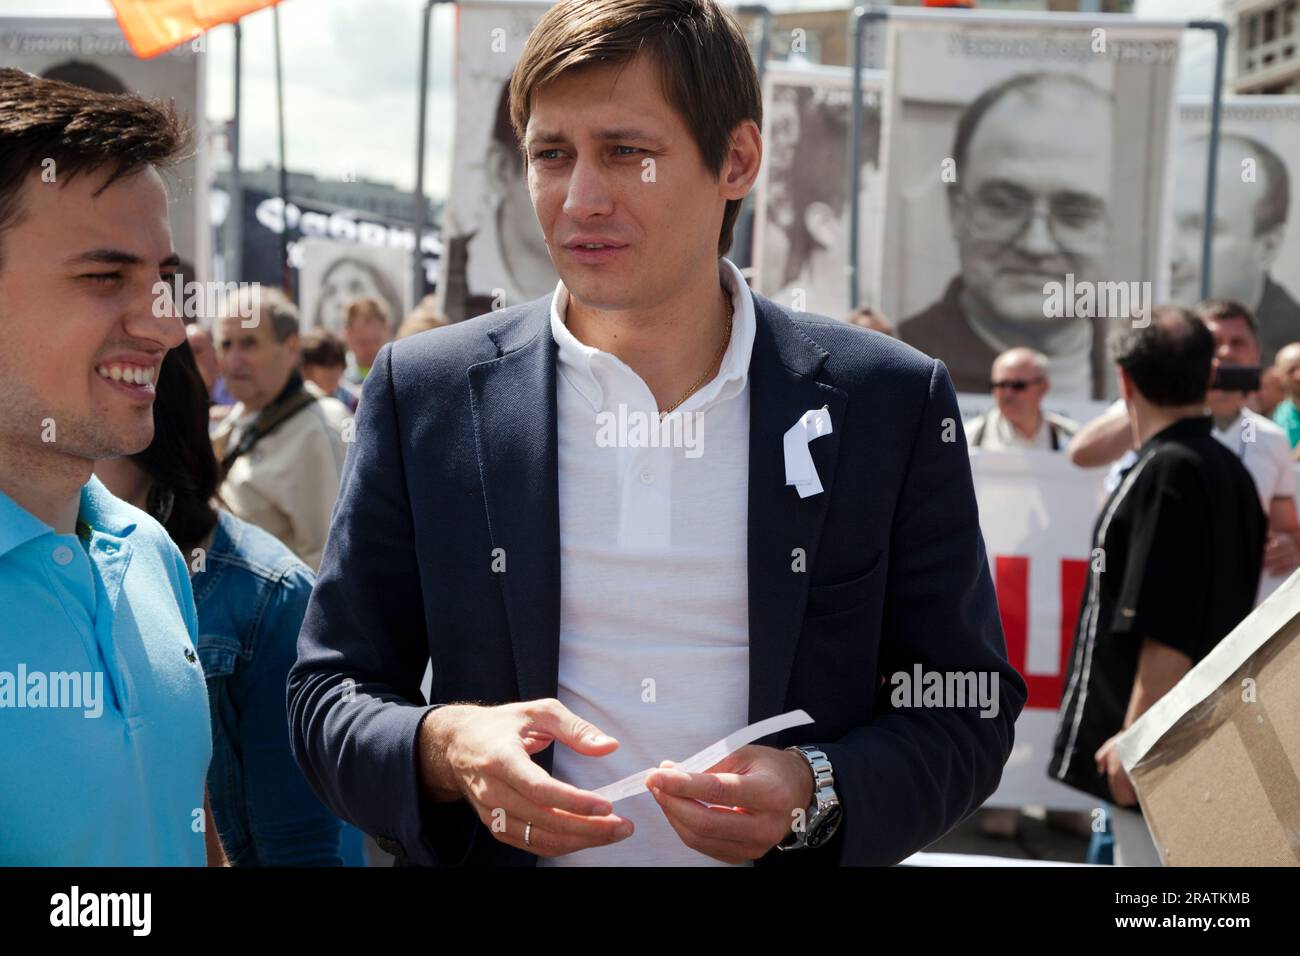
[{"xmin": 990, "ymin": 378, "xmax": 1045, "ymax": 392}]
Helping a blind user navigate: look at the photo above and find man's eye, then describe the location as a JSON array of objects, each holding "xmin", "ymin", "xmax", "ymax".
[
  {"xmin": 84, "ymin": 273, "xmax": 124, "ymax": 285},
  {"xmin": 533, "ymin": 149, "xmax": 563, "ymax": 161},
  {"xmin": 1055, "ymin": 203, "xmax": 1104, "ymax": 227},
  {"xmin": 615, "ymin": 146, "xmax": 643, "ymax": 156}
]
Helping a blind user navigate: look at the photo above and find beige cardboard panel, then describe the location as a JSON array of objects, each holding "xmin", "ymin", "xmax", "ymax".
[
  {"xmin": 1141, "ymin": 722, "xmax": 1297, "ymax": 866},
  {"xmin": 1129, "ymin": 629, "xmax": 1300, "ymax": 866}
]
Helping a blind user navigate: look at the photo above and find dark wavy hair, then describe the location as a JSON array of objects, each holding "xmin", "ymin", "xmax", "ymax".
[
  {"xmin": 131, "ymin": 340, "xmax": 221, "ymax": 556},
  {"xmin": 0, "ymin": 67, "xmax": 190, "ymax": 270}
]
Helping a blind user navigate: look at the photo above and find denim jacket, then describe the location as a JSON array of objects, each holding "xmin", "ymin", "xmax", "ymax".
[{"xmin": 192, "ymin": 510, "xmax": 342, "ymax": 865}]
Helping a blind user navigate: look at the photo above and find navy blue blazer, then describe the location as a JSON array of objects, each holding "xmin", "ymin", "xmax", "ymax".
[{"xmin": 288, "ymin": 289, "xmax": 1027, "ymax": 867}]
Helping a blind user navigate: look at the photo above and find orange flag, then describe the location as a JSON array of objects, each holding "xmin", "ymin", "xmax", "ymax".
[{"xmin": 109, "ymin": 0, "xmax": 281, "ymax": 59}]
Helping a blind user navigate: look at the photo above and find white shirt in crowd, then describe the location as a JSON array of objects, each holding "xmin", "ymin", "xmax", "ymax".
[
  {"xmin": 965, "ymin": 406, "xmax": 1073, "ymax": 452},
  {"xmin": 1211, "ymin": 408, "xmax": 1295, "ymax": 602},
  {"xmin": 538, "ymin": 258, "xmax": 756, "ymax": 867}
]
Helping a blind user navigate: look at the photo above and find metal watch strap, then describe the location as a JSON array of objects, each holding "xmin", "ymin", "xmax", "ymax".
[{"xmin": 777, "ymin": 745, "xmax": 839, "ymax": 851}]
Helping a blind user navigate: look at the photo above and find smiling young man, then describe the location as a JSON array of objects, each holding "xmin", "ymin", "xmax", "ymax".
[
  {"xmin": 0, "ymin": 68, "xmax": 217, "ymax": 865},
  {"xmin": 291, "ymin": 0, "xmax": 1025, "ymax": 866}
]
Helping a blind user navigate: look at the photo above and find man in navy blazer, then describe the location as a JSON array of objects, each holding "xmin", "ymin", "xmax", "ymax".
[{"xmin": 289, "ymin": 0, "xmax": 1025, "ymax": 867}]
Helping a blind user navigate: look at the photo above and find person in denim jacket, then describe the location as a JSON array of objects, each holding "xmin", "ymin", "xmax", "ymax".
[{"xmin": 97, "ymin": 339, "xmax": 343, "ymax": 865}]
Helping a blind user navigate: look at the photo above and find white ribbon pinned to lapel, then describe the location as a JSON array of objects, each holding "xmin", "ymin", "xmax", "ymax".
[
  {"xmin": 592, "ymin": 709, "xmax": 814, "ymax": 803},
  {"xmin": 784, "ymin": 406, "xmax": 833, "ymax": 499}
]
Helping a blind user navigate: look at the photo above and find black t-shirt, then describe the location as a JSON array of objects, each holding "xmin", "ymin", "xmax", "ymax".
[{"xmin": 1048, "ymin": 415, "xmax": 1266, "ymax": 805}]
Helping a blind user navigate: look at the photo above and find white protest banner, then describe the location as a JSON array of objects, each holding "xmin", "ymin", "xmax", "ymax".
[
  {"xmin": 1172, "ymin": 96, "xmax": 1300, "ymax": 365},
  {"xmin": 438, "ymin": 0, "xmax": 555, "ymax": 322},
  {"xmin": 753, "ymin": 63, "xmax": 886, "ymax": 319},
  {"xmin": 970, "ymin": 449, "xmax": 1107, "ymax": 811},
  {"xmin": 883, "ymin": 15, "xmax": 1183, "ymax": 401}
]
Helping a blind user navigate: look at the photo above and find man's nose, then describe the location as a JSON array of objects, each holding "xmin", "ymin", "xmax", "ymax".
[
  {"xmin": 126, "ymin": 279, "xmax": 186, "ymax": 349},
  {"xmin": 563, "ymin": 155, "xmax": 615, "ymax": 219},
  {"xmin": 1015, "ymin": 203, "xmax": 1061, "ymax": 258}
]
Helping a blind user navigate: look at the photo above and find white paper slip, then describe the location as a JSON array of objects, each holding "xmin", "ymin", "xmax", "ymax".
[{"xmin": 592, "ymin": 709, "xmax": 815, "ymax": 803}]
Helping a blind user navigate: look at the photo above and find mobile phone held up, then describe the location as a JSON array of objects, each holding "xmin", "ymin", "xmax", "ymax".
[{"xmin": 1212, "ymin": 364, "xmax": 1261, "ymax": 393}]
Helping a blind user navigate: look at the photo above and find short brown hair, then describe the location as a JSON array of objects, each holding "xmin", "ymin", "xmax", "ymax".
[
  {"xmin": 1194, "ymin": 298, "xmax": 1259, "ymax": 341},
  {"xmin": 345, "ymin": 296, "xmax": 390, "ymax": 330},
  {"xmin": 0, "ymin": 67, "xmax": 191, "ymax": 269},
  {"xmin": 509, "ymin": 0, "xmax": 761, "ymax": 256},
  {"xmin": 299, "ymin": 328, "xmax": 348, "ymax": 369},
  {"xmin": 397, "ymin": 294, "xmax": 450, "ymax": 339}
]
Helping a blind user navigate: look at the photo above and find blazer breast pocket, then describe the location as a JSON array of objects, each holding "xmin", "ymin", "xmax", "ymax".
[{"xmin": 804, "ymin": 552, "xmax": 884, "ymax": 620}]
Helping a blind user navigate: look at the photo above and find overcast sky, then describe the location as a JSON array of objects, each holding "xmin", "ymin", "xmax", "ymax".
[{"xmin": 4, "ymin": 0, "xmax": 1229, "ymax": 201}]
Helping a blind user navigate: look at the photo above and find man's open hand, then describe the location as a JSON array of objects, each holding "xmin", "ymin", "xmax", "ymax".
[
  {"xmin": 419, "ymin": 698, "xmax": 634, "ymax": 857},
  {"xmin": 643, "ymin": 745, "xmax": 815, "ymax": 864}
]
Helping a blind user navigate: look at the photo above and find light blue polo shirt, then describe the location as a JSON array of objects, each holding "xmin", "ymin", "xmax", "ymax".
[{"xmin": 0, "ymin": 476, "xmax": 212, "ymax": 865}]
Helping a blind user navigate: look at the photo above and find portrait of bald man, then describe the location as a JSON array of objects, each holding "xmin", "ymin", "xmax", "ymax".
[
  {"xmin": 899, "ymin": 72, "xmax": 1117, "ymax": 401},
  {"xmin": 1171, "ymin": 133, "xmax": 1300, "ymax": 365}
]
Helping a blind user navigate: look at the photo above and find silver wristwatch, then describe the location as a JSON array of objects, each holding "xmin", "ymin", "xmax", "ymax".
[{"xmin": 776, "ymin": 746, "xmax": 842, "ymax": 851}]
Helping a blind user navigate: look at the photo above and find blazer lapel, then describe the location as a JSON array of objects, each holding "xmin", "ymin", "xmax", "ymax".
[
  {"xmin": 746, "ymin": 295, "xmax": 848, "ymax": 725},
  {"xmin": 466, "ymin": 293, "xmax": 849, "ymax": 744},
  {"xmin": 467, "ymin": 303, "xmax": 562, "ymax": 720}
]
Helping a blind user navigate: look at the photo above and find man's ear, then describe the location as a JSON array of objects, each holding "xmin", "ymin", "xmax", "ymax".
[
  {"xmin": 1116, "ymin": 364, "xmax": 1133, "ymax": 403},
  {"xmin": 1252, "ymin": 223, "xmax": 1285, "ymax": 271},
  {"xmin": 720, "ymin": 119, "xmax": 763, "ymax": 201}
]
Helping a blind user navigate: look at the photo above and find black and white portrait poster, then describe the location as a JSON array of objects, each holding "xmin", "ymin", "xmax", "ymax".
[
  {"xmin": 438, "ymin": 0, "xmax": 555, "ymax": 323},
  {"xmin": 1172, "ymin": 97, "xmax": 1300, "ymax": 365},
  {"xmin": 0, "ymin": 15, "xmax": 208, "ymax": 277},
  {"xmin": 753, "ymin": 64, "xmax": 886, "ymax": 321},
  {"xmin": 881, "ymin": 17, "xmax": 1183, "ymax": 400},
  {"xmin": 298, "ymin": 238, "xmax": 411, "ymax": 338}
]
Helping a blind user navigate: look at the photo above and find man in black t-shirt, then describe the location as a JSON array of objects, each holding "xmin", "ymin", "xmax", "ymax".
[{"xmin": 1050, "ymin": 306, "xmax": 1266, "ymax": 865}]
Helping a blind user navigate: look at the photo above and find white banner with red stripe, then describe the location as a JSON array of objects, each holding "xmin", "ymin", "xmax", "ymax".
[{"xmin": 970, "ymin": 449, "xmax": 1107, "ymax": 811}]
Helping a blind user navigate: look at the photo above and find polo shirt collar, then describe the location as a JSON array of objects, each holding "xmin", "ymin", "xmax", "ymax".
[
  {"xmin": 0, "ymin": 484, "xmax": 51, "ymax": 559},
  {"xmin": 549, "ymin": 257, "xmax": 757, "ymax": 414},
  {"xmin": 0, "ymin": 475, "xmax": 138, "ymax": 560},
  {"xmin": 1145, "ymin": 413, "xmax": 1213, "ymax": 449},
  {"xmin": 80, "ymin": 474, "xmax": 140, "ymax": 539}
]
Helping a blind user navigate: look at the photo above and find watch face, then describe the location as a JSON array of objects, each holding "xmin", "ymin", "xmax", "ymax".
[{"xmin": 808, "ymin": 805, "xmax": 843, "ymax": 848}]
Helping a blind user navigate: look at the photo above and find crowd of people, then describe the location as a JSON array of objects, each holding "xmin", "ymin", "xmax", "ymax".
[
  {"xmin": 893, "ymin": 298, "xmax": 1292, "ymax": 862},
  {"xmin": 0, "ymin": 0, "xmax": 1287, "ymax": 870}
]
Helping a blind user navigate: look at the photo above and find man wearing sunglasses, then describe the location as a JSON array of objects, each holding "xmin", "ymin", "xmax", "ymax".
[
  {"xmin": 901, "ymin": 72, "xmax": 1114, "ymax": 401},
  {"xmin": 965, "ymin": 348, "xmax": 1078, "ymax": 452}
]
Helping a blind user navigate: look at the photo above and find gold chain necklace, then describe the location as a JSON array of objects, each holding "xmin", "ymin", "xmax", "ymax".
[{"xmin": 658, "ymin": 293, "xmax": 734, "ymax": 418}]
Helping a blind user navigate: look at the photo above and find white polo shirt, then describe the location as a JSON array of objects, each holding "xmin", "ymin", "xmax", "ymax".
[
  {"xmin": 537, "ymin": 258, "xmax": 756, "ymax": 866},
  {"xmin": 1212, "ymin": 408, "xmax": 1295, "ymax": 602}
]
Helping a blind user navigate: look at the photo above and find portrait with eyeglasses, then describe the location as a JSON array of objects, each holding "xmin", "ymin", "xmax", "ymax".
[
  {"xmin": 880, "ymin": 39, "xmax": 1181, "ymax": 404},
  {"xmin": 1169, "ymin": 123, "xmax": 1300, "ymax": 368}
]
